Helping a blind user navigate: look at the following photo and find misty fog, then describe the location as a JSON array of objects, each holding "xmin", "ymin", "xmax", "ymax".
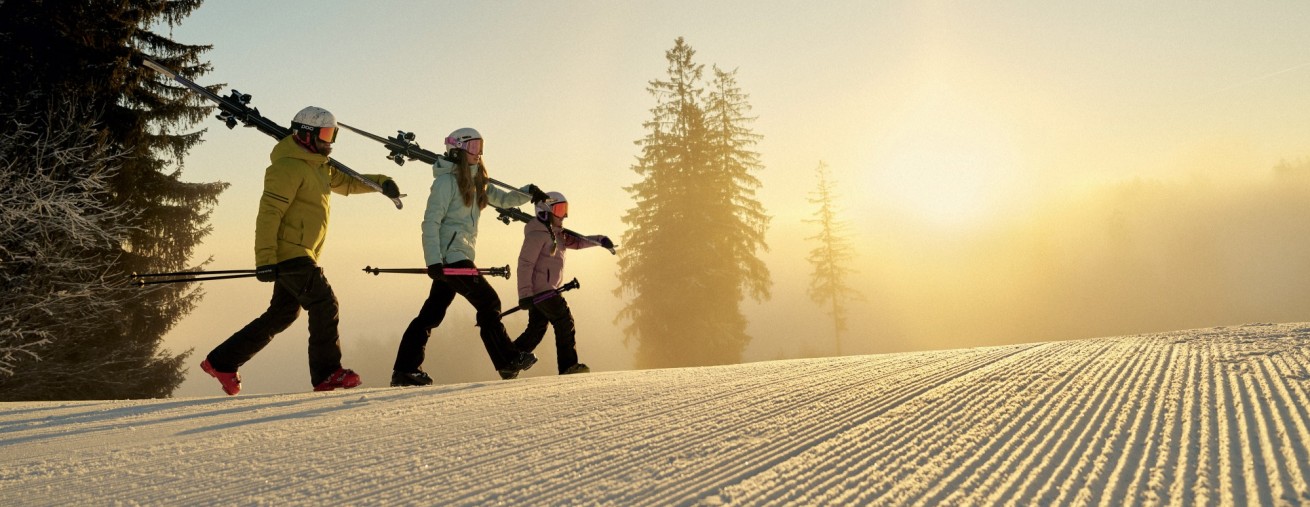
[{"xmin": 744, "ymin": 161, "xmax": 1310, "ymax": 360}]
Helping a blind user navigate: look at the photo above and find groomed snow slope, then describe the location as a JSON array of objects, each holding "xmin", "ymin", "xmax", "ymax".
[{"xmin": 3, "ymin": 323, "xmax": 1310, "ymax": 505}]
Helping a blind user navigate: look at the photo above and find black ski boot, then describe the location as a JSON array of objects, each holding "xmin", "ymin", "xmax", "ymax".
[
  {"xmin": 391, "ymin": 370, "xmax": 434, "ymax": 387},
  {"xmin": 498, "ymin": 351, "xmax": 537, "ymax": 380}
]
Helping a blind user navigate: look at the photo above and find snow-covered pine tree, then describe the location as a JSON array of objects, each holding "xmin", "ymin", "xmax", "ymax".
[
  {"xmin": 0, "ymin": 102, "xmax": 139, "ymax": 380},
  {"xmin": 805, "ymin": 161, "xmax": 862, "ymax": 354},
  {"xmin": 0, "ymin": 1, "xmax": 226, "ymax": 400},
  {"xmin": 617, "ymin": 38, "xmax": 770, "ymax": 368}
]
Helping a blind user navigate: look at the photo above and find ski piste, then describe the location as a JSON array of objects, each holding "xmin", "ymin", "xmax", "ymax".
[
  {"xmin": 138, "ymin": 56, "xmax": 404, "ymax": 209},
  {"xmin": 338, "ymin": 122, "xmax": 617, "ymax": 254}
]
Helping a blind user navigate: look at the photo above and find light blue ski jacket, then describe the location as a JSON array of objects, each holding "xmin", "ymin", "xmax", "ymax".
[{"xmin": 421, "ymin": 157, "xmax": 531, "ymax": 266}]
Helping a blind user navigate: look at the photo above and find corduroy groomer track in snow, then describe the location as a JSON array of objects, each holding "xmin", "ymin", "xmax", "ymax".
[{"xmin": 2, "ymin": 323, "xmax": 1309, "ymax": 505}]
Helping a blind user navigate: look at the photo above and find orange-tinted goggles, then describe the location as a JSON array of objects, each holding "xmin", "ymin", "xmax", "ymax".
[
  {"xmin": 316, "ymin": 126, "xmax": 339, "ymax": 143},
  {"xmin": 550, "ymin": 201, "xmax": 568, "ymax": 218}
]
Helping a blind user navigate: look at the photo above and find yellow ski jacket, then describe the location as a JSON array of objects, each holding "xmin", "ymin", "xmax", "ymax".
[{"xmin": 254, "ymin": 136, "xmax": 391, "ymax": 266}]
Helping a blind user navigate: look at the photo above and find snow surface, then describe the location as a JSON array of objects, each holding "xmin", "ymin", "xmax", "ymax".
[{"xmin": 3, "ymin": 323, "xmax": 1310, "ymax": 505}]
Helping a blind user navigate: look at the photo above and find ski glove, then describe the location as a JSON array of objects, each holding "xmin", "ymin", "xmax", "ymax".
[
  {"xmin": 527, "ymin": 184, "xmax": 550, "ymax": 204},
  {"xmin": 518, "ymin": 297, "xmax": 534, "ymax": 311},
  {"xmin": 427, "ymin": 263, "xmax": 444, "ymax": 281},
  {"xmin": 381, "ymin": 179, "xmax": 401, "ymax": 199},
  {"xmin": 255, "ymin": 264, "xmax": 277, "ymax": 283},
  {"xmin": 597, "ymin": 236, "xmax": 614, "ymax": 249}
]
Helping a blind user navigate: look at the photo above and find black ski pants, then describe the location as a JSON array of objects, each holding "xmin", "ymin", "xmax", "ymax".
[
  {"xmin": 206, "ymin": 256, "xmax": 342, "ymax": 386},
  {"xmin": 512, "ymin": 294, "xmax": 579, "ymax": 374},
  {"xmin": 393, "ymin": 260, "xmax": 519, "ymax": 373}
]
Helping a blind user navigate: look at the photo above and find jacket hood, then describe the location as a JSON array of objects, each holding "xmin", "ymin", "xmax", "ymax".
[
  {"xmin": 271, "ymin": 135, "xmax": 328, "ymax": 165},
  {"xmin": 432, "ymin": 157, "xmax": 454, "ymax": 177}
]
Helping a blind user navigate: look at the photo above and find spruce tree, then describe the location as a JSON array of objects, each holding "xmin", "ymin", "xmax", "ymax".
[
  {"xmin": 0, "ymin": 1, "xmax": 226, "ymax": 400},
  {"xmin": 617, "ymin": 38, "xmax": 770, "ymax": 368},
  {"xmin": 805, "ymin": 161, "xmax": 862, "ymax": 354}
]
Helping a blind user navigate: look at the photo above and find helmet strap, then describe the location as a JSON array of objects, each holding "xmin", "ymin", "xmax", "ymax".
[{"xmin": 293, "ymin": 131, "xmax": 319, "ymax": 153}]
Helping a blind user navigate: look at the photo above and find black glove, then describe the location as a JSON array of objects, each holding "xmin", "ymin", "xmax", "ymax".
[
  {"xmin": 427, "ymin": 263, "xmax": 444, "ymax": 281},
  {"xmin": 527, "ymin": 184, "xmax": 550, "ymax": 204},
  {"xmin": 597, "ymin": 235, "xmax": 614, "ymax": 249},
  {"xmin": 255, "ymin": 264, "xmax": 277, "ymax": 283},
  {"xmin": 519, "ymin": 297, "xmax": 534, "ymax": 311},
  {"xmin": 381, "ymin": 179, "xmax": 401, "ymax": 199}
]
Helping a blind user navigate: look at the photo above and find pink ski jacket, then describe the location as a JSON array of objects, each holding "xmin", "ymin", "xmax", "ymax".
[{"xmin": 516, "ymin": 219, "xmax": 602, "ymax": 298}]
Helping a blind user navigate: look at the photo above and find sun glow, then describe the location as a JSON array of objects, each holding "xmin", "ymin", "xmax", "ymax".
[{"xmin": 864, "ymin": 89, "xmax": 1027, "ymax": 228}]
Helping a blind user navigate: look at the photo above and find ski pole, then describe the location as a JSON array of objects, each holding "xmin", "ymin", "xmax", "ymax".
[
  {"xmin": 494, "ymin": 278, "xmax": 581, "ymax": 320},
  {"xmin": 131, "ymin": 269, "xmax": 256, "ymax": 278},
  {"xmin": 362, "ymin": 265, "xmax": 511, "ymax": 279},
  {"xmin": 132, "ymin": 273, "xmax": 259, "ymax": 286}
]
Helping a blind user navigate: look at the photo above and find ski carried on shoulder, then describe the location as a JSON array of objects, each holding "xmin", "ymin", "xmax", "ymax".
[
  {"xmin": 338, "ymin": 123, "xmax": 616, "ymax": 254},
  {"xmin": 138, "ymin": 56, "xmax": 403, "ymax": 209}
]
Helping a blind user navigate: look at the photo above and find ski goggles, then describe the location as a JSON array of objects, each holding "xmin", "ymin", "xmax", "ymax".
[
  {"xmin": 447, "ymin": 137, "xmax": 484, "ymax": 156},
  {"xmin": 315, "ymin": 126, "xmax": 339, "ymax": 143},
  {"xmin": 549, "ymin": 201, "xmax": 568, "ymax": 218},
  {"xmin": 295, "ymin": 124, "xmax": 339, "ymax": 143}
]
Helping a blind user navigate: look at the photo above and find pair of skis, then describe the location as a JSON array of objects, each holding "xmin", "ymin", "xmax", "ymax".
[
  {"xmin": 139, "ymin": 57, "xmax": 404, "ymax": 209},
  {"xmin": 335, "ymin": 123, "xmax": 618, "ymax": 255}
]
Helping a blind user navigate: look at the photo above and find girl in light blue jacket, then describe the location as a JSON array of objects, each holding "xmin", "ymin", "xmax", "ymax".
[{"xmin": 391, "ymin": 128, "xmax": 549, "ymax": 385}]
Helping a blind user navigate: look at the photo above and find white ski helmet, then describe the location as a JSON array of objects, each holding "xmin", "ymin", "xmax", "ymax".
[
  {"xmin": 535, "ymin": 191, "xmax": 568, "ymax": 220},
  {"xmin": 444, "ymin": 127, "xmax": 483, "ymax": 155},
  {"xmin": 290, "ymin": 106, "xmax": 338, "ymax": 143}
]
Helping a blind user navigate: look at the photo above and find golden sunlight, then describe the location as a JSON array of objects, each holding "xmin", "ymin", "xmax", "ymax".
[{"xmin": 865, "ymin": 88, "xmax": 1025, "ymax": 228}]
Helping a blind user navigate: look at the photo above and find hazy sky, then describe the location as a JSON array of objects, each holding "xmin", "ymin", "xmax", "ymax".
[{"xmin": 160, "ymin": 1, "xmax": 1310, "ymax": 396}]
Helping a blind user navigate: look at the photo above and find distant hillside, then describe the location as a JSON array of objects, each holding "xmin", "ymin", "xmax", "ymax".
[{"xmin": 2, "ymin": 323, "xmax": 1308, "ymax": 505}]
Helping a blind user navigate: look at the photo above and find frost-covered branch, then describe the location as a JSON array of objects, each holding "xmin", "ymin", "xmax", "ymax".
[{"xmin": 0, "ymin": 101, "xmax": 140, "ymax": 377}]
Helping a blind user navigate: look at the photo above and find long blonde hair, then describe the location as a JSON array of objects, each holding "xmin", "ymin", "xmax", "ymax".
[{"xmin": 451, "ymin": 152, "xmax": 489, "ymax": 209}]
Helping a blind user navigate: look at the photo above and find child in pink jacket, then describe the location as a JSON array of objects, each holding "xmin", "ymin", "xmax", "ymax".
[{"xmin": 511, "ymin": 191, "xmax": 612, "ymax": 375}]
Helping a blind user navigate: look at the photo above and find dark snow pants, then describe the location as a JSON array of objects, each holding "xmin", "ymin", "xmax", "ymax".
[
  {"xmin": 206, "ymin": 256, "xmax": 342, "ymax": 386},
  {"xmin": 392, "ymin": 260, "xmax": 519, "ymax": 373},
  {"xmin": 512, "ymin": 294, "xmax": 579, "ymax": 374}
]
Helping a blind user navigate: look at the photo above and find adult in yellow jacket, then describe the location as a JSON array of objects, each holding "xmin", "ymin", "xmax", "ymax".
[{"xmin": 201, "ymin": 106, "xmax": 400, "ymax": 395}]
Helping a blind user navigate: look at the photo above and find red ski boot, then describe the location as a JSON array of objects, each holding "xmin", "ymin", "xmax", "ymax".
[
  {"xmin": 200, "ymin": 359, "xmax": 241, "ymax": 396},
  {"xmin": 314, "ymin": 368, "xmax": 362, "ymax": 391}
]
